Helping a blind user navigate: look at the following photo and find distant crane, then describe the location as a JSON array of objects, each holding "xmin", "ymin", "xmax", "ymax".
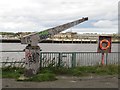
[{"xmin": 20, "ymin": 17, "xmax": 88, "ymax": 77}]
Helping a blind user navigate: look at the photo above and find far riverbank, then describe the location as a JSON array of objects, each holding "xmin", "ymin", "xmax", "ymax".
[{"xmin": 0, "ymin": 39, "xmax": 120, "ymax": 43}]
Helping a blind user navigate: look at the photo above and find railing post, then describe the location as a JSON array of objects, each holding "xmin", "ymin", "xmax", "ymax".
[
  {"xmin": 71, "ymin": 52, "xmax": 76, "ymax": 68},
  {"xmin": 58, "ymin": 52, "xmax": 62, "ymax": 67},
  {"xmin": 39, "ymin": 52, "xmax": 42, "ymax": 69}
]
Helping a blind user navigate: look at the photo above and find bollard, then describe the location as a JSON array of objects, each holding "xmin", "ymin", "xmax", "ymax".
[{"xmin": 71, "ymin": 52, "xmax": 76, "ymax": 68}]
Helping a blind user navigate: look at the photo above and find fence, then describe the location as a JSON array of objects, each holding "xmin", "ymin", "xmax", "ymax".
[
  {"xmin": 40, "ymin": 52, "xmax": 119, "ymax": 68},
  {"xmin": 0, "ymin": 50, "xmax": 119, "ymax": 68}
]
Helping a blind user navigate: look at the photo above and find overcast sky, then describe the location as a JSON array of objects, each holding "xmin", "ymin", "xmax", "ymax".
[{"xmin": 0, "ymin": 0, "xmax": 119, "ymax": 33}]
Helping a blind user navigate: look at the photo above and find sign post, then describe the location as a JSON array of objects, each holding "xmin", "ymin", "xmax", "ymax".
[
  {"xmin": 105, "ymin": 53, "xmax": 108, "ymax": 65},
  {"xmin": 101, "ymin": 53, "xmax": 104, "ymax": 65},
  {"xmin": 97, "ymin": 36, "xmax": 112, "ymax": 65}
]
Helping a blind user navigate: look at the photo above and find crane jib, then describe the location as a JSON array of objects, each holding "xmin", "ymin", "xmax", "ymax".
[
  {"xmin": 37, "ymin": 17, "xmax": 88, "ymax": 40},
  {"xmin": 21, "ymin": 17, "xmax": 88, "ymax": 44}
]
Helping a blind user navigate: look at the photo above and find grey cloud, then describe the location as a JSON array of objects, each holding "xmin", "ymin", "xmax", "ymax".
[{"xmin": 0, "ymin": 0, "xmax": 119, "ymax": 33}]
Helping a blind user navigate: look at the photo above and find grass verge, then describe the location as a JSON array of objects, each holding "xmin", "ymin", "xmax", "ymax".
[
  {"xmin": 2, "ymin": 67, "xmax": 24, "ymax": 79},
  {"xmin": 2, "ymin": 64, "xmax": 118, "ymax": 82},
  {"xmin": 23, "ymin": 73, "xmax": 57, "ymax": 82},
  {"xmin": 42, "ymin": 64, "xmax": 118, "ymax": 76}
]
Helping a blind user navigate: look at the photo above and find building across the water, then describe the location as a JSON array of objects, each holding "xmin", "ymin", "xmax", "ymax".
[
  {"xmin": 0, "ymin": 32, "xmax": 120, "ymax": 43},
  {"xmin": 53, "ymin": 32, "xmax": 77, "ymax": 39}
]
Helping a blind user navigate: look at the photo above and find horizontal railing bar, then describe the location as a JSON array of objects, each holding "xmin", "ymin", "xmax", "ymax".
[
  {"xmin": 0, "ymin": 50, "xmax": 24, "ymax": 52},
  {"xmin": 0, "ymin": 62, "xmax": 25, "ymax": 63},
  {"xmin": 0, "ymin": 50, "xmax": 119, "ymax": 53},
  {"xmin": 41, "ymin": 52, "xmax": 120, "ymax": 53}
]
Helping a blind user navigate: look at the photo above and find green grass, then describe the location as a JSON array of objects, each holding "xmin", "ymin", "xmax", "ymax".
[
  {"xmin": 2, "ymin": 65, "xmax": 118, "ymax": 82},
  {"xmin": 41, "ymin": 64, "xmax": 118, "ymax": 76},
  {"xmin": 26, "ymin": 73, "xmax": 57, "ymax": 82},
  {"xmin": 72, "ymin": 65, "xmax": 118, "ymax": 76},
  {"xmin": 2, "ymin": 67, "xmax": 24, "ymax": 78},
  {"xmin": 2, "ymin": 67, "xmax": 57, "ymax": 82}
]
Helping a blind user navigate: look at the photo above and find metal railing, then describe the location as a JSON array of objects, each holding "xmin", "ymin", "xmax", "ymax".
[
  {"xmin": 0, "ymin": 50, "xmax": 119, "ymax": 68},
  {"xmin": 40, "ymin": 52, "xmax": 119, "ymax": 68}
]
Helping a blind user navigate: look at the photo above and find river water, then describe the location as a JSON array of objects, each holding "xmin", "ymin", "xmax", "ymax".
[{"xmin": 1, "ymin": 43, "xmax": 118, "ymax": 52}]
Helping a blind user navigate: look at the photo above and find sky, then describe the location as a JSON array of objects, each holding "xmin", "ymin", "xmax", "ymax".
[{"xmin": 0, "ymin": 0, "xmax": 119, "ymax": 34}]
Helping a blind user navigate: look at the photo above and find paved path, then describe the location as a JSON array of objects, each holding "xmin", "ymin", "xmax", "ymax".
[{"xmin": 2, "ymin": 75, "xmax": 118, "ymax": 88}]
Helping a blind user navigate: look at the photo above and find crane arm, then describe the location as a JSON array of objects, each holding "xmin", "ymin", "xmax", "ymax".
[{"xmin": 21, "ymin": 17, "xmax": 88, "ymax": 46}]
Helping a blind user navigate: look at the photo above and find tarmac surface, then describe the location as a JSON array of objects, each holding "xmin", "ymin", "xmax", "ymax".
[{"xmin": 2, "ymin": 75, "xmax": 118, "ymax": 88}]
